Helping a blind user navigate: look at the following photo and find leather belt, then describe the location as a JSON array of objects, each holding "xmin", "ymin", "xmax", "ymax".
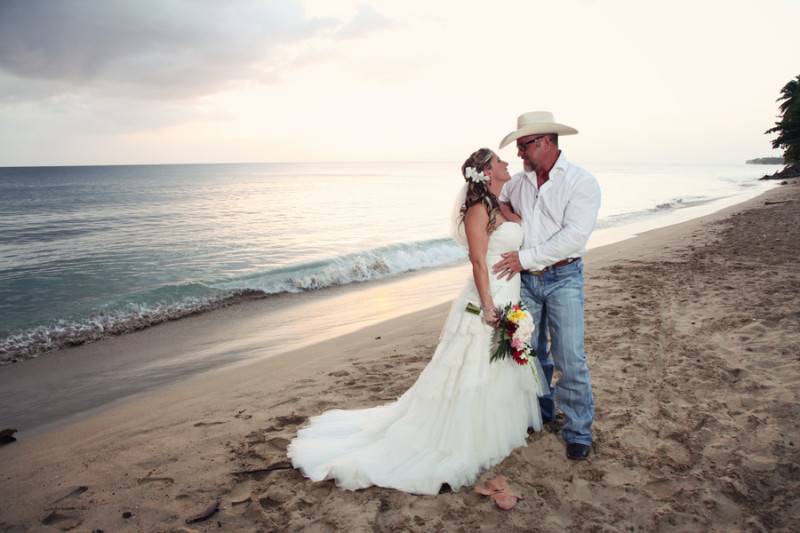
[{"xmin": 529, "ymin": 257, "xmax": 580, "ymax": 276}]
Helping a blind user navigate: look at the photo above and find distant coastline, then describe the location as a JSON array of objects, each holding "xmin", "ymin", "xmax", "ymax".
[
  {"xmin": 746, "ymin": 156, "xmax": 784, "ymax": 164},
  {"xmin": 760, "ymin": 162, "xmax": 800, "ymax": 180}
]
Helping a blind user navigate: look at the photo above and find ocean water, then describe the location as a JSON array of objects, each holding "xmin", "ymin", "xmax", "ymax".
[{"xmin": 0, "ymin": 161, "xmax": 780, "ymax": 364}]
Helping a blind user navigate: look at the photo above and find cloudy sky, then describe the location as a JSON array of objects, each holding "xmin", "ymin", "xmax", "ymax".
[{"xmin": 0, "ymin": 0, "xmax": 797, "ymax": 166}]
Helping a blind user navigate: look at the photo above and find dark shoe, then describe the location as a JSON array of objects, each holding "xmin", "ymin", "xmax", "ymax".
[{"xmin": 566, "ymin": 442, "xmax": 591, "ymax": 461}]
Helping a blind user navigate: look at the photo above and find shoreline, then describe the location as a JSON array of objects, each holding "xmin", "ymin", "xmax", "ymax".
[
  {"xmin": 0, "ymin": 262, "xmax": 473, "ymax": 437},
  {"xmin": 1, "ymin": 182, "xmax": 798, "ymax": 531},
  {"xmin": 0, "ymin": 180, "xmax": 777, "ymax": 437},
  {"xmin": 0, "ymin": 176, "xmax": 776, "ymax": 367}
]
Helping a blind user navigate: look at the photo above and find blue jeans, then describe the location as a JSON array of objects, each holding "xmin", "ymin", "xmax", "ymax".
[{"xmin": 521, "ymin": 260, "xmax": 594, "ymax": 445}]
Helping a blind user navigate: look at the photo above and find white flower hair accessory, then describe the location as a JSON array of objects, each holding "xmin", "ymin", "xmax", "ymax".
[{"xmin": 465, "ymin": 166, "xmax": 489, "ymax": 184}]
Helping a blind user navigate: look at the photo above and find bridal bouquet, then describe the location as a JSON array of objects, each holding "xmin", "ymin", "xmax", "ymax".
[{"xmin": 490, "ymin": 302, "xmax": 535, "ymax": 366}]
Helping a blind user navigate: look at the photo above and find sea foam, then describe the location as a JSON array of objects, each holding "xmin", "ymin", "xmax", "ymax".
[{"xmin": 0, "ymin": 239, "xmax": 466, "ymax": 364}]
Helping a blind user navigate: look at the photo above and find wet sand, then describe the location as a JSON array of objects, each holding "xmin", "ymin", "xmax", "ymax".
[{"xmin": 1, "ymin": 181, "xmax": 798, "ymax": 532}]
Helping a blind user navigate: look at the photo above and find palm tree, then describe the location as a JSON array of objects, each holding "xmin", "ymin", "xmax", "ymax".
[{"xmin": 765, "ymin": 74, "xmax": 800, "ymax": 163}]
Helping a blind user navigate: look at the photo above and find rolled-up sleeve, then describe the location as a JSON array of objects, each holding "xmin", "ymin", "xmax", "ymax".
[{"xmin": 518, "ymin": 174, "xmax": 601, "ymax": 270}]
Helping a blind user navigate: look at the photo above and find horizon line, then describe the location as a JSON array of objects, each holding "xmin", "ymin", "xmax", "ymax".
[{"xmin": 0, "ymin": 158, "xmax": 783, "ymax": 169}]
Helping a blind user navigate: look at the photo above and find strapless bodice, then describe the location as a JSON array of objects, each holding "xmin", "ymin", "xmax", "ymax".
[{"xmin": 486, "ymin": 222, "xmax": 523, "ymax": 258}]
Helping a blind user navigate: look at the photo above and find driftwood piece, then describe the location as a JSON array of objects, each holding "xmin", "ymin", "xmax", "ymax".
[
  {"xmin": 231, "ymin": 461, "xmax": 293, "ymax": 477},
  {"xmin": 185, "ymin": 500, "xmax": 220, "ymax": 524},
  {"xmin": 0, "ymin": 428, "xmax": 17, "ymax": 444},
  {"xmin": 136, "ymin": 476, "xmax": 175, "ymax": 484},
  {"xmin": 51, "ymin": 485, "xmax": 88, "ymax": 505}
]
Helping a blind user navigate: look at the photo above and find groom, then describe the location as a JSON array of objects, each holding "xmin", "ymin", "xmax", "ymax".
[{"xmin": 493, "ymin": 111, "xmax": 601, "ymax": 460}]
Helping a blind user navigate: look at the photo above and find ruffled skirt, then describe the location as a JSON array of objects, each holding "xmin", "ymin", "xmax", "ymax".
[{"xmin": 287, "ymin": 275, "xmax": 546, "ymax": 495}]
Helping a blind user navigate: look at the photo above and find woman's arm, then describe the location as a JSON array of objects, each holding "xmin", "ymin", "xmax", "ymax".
[{"xmin": 464, "ymin": 204, "xmax": 498, "ymax": 326}]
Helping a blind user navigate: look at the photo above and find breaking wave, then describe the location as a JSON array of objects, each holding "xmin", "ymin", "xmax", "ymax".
[{"xmin": 0, "ymin": 239, "xmax": 467, "ymax": 364}]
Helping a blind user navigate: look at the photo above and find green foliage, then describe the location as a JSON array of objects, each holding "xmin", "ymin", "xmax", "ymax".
[{"xmin": 766, "ymin": 74, "xmax": 800, "ymax": 163}]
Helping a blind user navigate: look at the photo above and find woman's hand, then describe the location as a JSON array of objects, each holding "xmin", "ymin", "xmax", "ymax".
[{"xmin": 482, "ymin": 304, "xmax": 499, "ymax": 327}]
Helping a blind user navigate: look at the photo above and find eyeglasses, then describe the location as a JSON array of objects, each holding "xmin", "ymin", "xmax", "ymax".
[{"xmin": 516, "ymin": 135, "xmax": 547, "ymax": 151}]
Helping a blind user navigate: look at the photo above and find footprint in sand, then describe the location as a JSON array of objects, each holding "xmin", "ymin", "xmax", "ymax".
[
  {"xmin": 263, "ymin": 414, "xmax": 308, "ymax": 433},
  {"xmin": 267, "ymin": 437, "xmax": 290, "ymax": 451},
  {"xmin": 42, "ymin": 486, "xmax": 90, "ymax": 530},
  {"xmin": 41, "ymin": 510, "xmax": 83, "ymax": 531},
  {"xmin": 294, "ymin": 378, "xmax": 315, "ymax": 388},
  {"xmin": 274, "ymin": 414, "xmax": 307, "ymax": 426}
]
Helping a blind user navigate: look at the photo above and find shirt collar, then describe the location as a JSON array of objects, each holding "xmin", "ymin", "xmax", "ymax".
[
  {"xmin": 524, "ymin": 152, "xmax": 569, "ymax": 184},
  {"xmin": 550, "ymin": 151, "xmax": 568, "ymax": 178}
]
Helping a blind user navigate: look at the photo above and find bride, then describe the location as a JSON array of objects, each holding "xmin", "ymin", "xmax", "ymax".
[{"xmin": 287, "ymin": 148, "xmax": 546, "ymax": 495}]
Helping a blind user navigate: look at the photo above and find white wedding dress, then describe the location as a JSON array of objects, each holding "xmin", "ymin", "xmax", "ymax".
[{"xmin": 288, "ymin": 222, "xmax": 546, "ymax": 495}]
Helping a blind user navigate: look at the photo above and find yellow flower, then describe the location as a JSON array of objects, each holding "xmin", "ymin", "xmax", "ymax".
[{"xmin": 508, "ymin": 309, "xmax": 526, "ymax": 323}]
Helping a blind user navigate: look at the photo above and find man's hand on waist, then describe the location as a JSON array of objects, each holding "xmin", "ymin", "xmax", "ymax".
[{"xmin": 492, "ymin": 251, "xmax": 523, "ymax": 281}]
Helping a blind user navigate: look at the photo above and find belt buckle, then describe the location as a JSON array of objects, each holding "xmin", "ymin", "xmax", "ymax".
[{"xmin": 530, "ymin": 258, "xmax": 576, "ymax": 276}]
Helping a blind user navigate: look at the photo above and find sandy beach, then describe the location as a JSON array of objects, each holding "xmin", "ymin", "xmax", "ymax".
[{"xmin": 1, "ymin": 181, "xmax": 799, "ymax": 532}]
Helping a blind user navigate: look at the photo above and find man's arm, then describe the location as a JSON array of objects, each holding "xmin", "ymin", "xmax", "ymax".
[
  {"xmin": 518, "ymin": 175, "xmax": 601, "ymax": 270},
  {"xmin": 499, "ymin": 202, "xmax": 521, "ymax": 223},
  {"xmin": 493, "ymin": 175, "xmax": 601, "ymax": 279},
  {"xmin": 497, "ymin": 175, "xmax": 522, "ymax": 223}
]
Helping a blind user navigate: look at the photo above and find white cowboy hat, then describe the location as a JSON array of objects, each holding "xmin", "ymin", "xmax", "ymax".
[{"xmin": 499, "ymin": 111, "xmax": 578, "ymax": 149}]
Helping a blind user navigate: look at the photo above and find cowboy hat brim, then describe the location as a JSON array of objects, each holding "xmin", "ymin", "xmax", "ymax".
[{"xmin": 499, "ymin": 123, "xmax": 578, "ymax": 149}]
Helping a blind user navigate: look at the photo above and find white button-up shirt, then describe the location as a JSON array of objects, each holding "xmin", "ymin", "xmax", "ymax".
[{"xmin": 499, "ymin": 152, "xmax": 601, "ymax": 271}]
